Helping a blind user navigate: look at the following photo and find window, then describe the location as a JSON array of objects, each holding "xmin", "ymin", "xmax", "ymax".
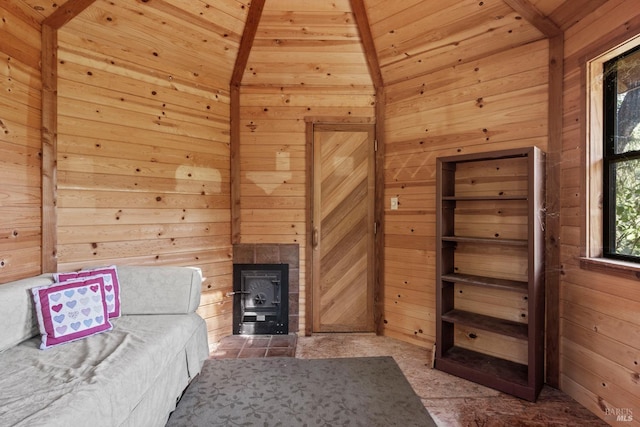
[
  {"xmin": 602, "ymin": 45, "xmax": 640, "ymax": 262},
  {"xmin": 584, "ymin": 36, "xmax": 640, "ymax": 274}
]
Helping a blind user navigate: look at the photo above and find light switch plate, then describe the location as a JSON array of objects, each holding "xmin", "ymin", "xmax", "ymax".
[{"xmin": 390, "ymin": 197, "xmax": 399, "ymax": 210}]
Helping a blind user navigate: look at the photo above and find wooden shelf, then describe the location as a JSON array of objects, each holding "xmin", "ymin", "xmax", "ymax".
[
  {"xmin": 441, "ymin": 236, "xmax": 528, "ymax": 246},
  {"xmin": 441, "ymin": 273, "xmax": 528, "ymax": 292},
  {"xmin": 438, "ymin": 346, "xmax": 528, "ymax": 385},
  {"xmin": 441, "ymin": 309, "xmax": 528, "ymax": 340},
  {"xmin": 436, "ymin": 347, "xmax": 533, "ymax": 396},
  {"xmin": 435, "ymin": 146, "xmax": 545, "ymax": 402}
]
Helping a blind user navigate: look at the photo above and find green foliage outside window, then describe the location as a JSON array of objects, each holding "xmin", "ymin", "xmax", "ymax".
[{"xmin": 613, "ymin": 157, "xmax": 640, "ymax": 257}]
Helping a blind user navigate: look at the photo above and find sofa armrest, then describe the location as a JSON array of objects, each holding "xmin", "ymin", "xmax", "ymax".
[
  {"xmin": 116, "ymin": 266, "xmax": 202, "ymax": 315},
  {"xmin": 0, "ymin": 274, "xmax": 54, "ymax": 351}
]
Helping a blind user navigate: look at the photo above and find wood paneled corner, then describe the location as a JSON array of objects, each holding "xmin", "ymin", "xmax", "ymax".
[{"xmin": 1, "ymin": 1, "xmax": 640, "ymax": 422}]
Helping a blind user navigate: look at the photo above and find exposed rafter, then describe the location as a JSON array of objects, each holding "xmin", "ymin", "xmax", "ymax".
[
  {"xmin": 350, "ymin": 0, "xmax": 384, "ymax": 89},
  {"xmin": 230, "ymin": 0, "xmax": 266, "ymax": 87},
  {"xmin": 502, "ymin": 0, "xmax": 562, "ymax": 38},
  {"xmin": 42, "ymin": 0, "xmax": 96, "ymax": 29}
]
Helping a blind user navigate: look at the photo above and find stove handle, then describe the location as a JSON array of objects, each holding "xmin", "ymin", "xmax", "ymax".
[{"xmin": 225, "ymin": 291, "xmax": 250, "ymax": 297}]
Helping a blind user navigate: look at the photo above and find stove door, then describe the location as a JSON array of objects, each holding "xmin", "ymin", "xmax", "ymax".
[{"xmin": 233, "ymin": 264, "xmax": 288, "ymax": 335}]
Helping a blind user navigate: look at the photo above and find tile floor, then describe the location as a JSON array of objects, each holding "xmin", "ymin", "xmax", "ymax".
[
  {"xmin": 210, "ymin": 334, "xmax": 297, "ymax": 359},
  {"xmin": 210, "ymin": 333, "xmax": 608, "ymax": 426}
]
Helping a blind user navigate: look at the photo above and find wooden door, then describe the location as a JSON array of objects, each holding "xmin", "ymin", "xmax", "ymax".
[{"xmin": 312, "ymin": 123, "xmax": 375, "ymax": 332}]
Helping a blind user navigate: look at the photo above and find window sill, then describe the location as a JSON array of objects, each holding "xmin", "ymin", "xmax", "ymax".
[{"xmin": 580, "ymin": 257, "xmax": 640, "ymax": 281}]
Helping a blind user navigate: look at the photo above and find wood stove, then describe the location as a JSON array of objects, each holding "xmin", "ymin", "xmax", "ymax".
[{"xmin": 232, "ymin": 264, "xmax": 289, "ymax": 335}]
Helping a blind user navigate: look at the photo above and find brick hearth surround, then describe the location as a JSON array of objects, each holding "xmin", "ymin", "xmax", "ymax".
[{"xmin": 232, "ymin": 244, "xmax": 299, "ymax": 333}]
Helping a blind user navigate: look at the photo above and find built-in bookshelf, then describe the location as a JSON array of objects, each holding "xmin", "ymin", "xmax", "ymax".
[{"xmin": 435, "ymin": 146, "xmax": 545, "ymax": 401}]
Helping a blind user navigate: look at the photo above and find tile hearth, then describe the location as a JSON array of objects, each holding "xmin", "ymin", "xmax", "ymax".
[{"xmin": 210, "ymin": 334, "xmax": 297, "ymax": 359}]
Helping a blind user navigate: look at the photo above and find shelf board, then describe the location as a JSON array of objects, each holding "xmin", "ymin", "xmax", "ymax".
[
  {"xmin": 438, "ymin": 346, "xmax": 528, "ymax": 385},
  {"xmin": 442, "ymin": 195, "xmax": 527, "ymax": 201},
  {"xmin": 441, "ymin": 236, "xmax": 528, "ymax": 246},
  {"xmin": 435, "ymin": 346, "xmax": 537, "ymax": 400},
  {"xmin": 441, "ymin": 309, "xmax": 528, "ymax": 340},
  {"xmin": 441, "ymin": 273, "xmax": 528, "ymax": 292}
]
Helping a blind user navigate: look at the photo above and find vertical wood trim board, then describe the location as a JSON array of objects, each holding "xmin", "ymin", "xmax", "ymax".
[
  {"xmin": 545, "ymin": 34, "xmax": 564, "ymax": 389},
  {"xmin": 305, "ymin": 119, "xmax": 314, "ymax": 336},
  {"xmin": 375, "ymin": 86, "xmax": 386, "ymax": 334},
  {"xmin": 41, "ymin": 24, "xmax": 58, "ymax": 273},
  {"xmin": 231, "ymin": 85, "xmax": 241, "ymax": 244},
  {"xmin": 41, "ymin": 0, "xmax": 97, "ymax": 273},
  {"xmin": 230, "ymin": 0, "xmax": 265, "ymax": 244}
]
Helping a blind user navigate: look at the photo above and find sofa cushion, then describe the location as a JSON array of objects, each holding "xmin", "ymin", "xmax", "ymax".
[
  {"xmin": 31, "ymin": 277, "xmax": 112, "ymax": 349},
  {"xmin": 116, "ymin": 265, "xmax": 202, "ymax": 314},
  {"xmin": 0, "ymin": 313, "xmax": 207, "ymax": 426},
  {"xmin": 55, "ymin": 265, "xmax": 121, "ymax": 318},
  {"xmin": 0, "ymin": 274, "xmax": 54, "ymax": 353}
]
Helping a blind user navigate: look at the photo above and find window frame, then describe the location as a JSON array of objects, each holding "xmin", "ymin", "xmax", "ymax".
[
  {"xmin": 582, "ymin": 34, "xmax": 640, "ymax": 277},
  {"xmin": 602, "ymin": 44, "xmax": 640, "ymax": 263}
]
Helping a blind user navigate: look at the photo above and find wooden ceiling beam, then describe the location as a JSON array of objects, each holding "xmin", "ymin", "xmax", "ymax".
[
  {"xmin": 230, "ymin": 0, "xmax": 266, "ymax": 87},
  {"xmin": 350, "ymin": 0, "xmax": 384, "ymax": 89},
  {"xmin": 502, "ymin": 0, "xmax": 561, "ymax": 38},
  {"xmin": 43, "ymin": 0, "xmax": 96, "ymax": 29}
]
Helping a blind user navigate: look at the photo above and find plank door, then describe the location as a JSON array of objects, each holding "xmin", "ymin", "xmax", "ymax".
[{"xmin": 312, "ymin": 123, "xmax": 375, "ymax": 332}]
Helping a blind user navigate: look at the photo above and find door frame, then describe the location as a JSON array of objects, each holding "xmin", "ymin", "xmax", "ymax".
[{"xmin": 304, "ymin": 116, "xmax": 382, "ymax": 335}]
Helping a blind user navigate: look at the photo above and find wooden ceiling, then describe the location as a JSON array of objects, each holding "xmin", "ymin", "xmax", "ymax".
[{"xmin": 17, "ymin": 0, "xmax": 608, "ymax": 88}]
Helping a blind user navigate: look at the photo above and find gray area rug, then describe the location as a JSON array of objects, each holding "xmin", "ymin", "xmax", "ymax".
[{"xmin": 166, "ymin": 356, "xmax": 436, "ymax": 427}]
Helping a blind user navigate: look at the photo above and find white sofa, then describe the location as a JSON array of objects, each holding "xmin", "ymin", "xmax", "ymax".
[{"xmin": 0, "ymin": 265, "xmax": 209, "ymax": 427}]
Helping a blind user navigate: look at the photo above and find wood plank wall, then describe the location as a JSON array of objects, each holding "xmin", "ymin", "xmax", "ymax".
[
  {"xmin": 561, "ymin": 0, "xmax": 640, "ymax": 422},
  {"xmin": 239, "ymin": 86, "xmax": 375, "ymax": 334},
  {"xmin": 238, "ymin": 0, "xmax": 375, "ymax": 335},
  {"xmin": 0, "ymin": 2, "xmax": 43, "ymax": 282},
  {"xmin": 52, "ymin": 0, "xmax": 242, "ymax": 346},
  {"xmin": 382, "ymin": 40, "xmax": 550, "ymax": 348},
  {"xmin": 5, "ymin": 7, "xmax": 638, "ymax": 418}
]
